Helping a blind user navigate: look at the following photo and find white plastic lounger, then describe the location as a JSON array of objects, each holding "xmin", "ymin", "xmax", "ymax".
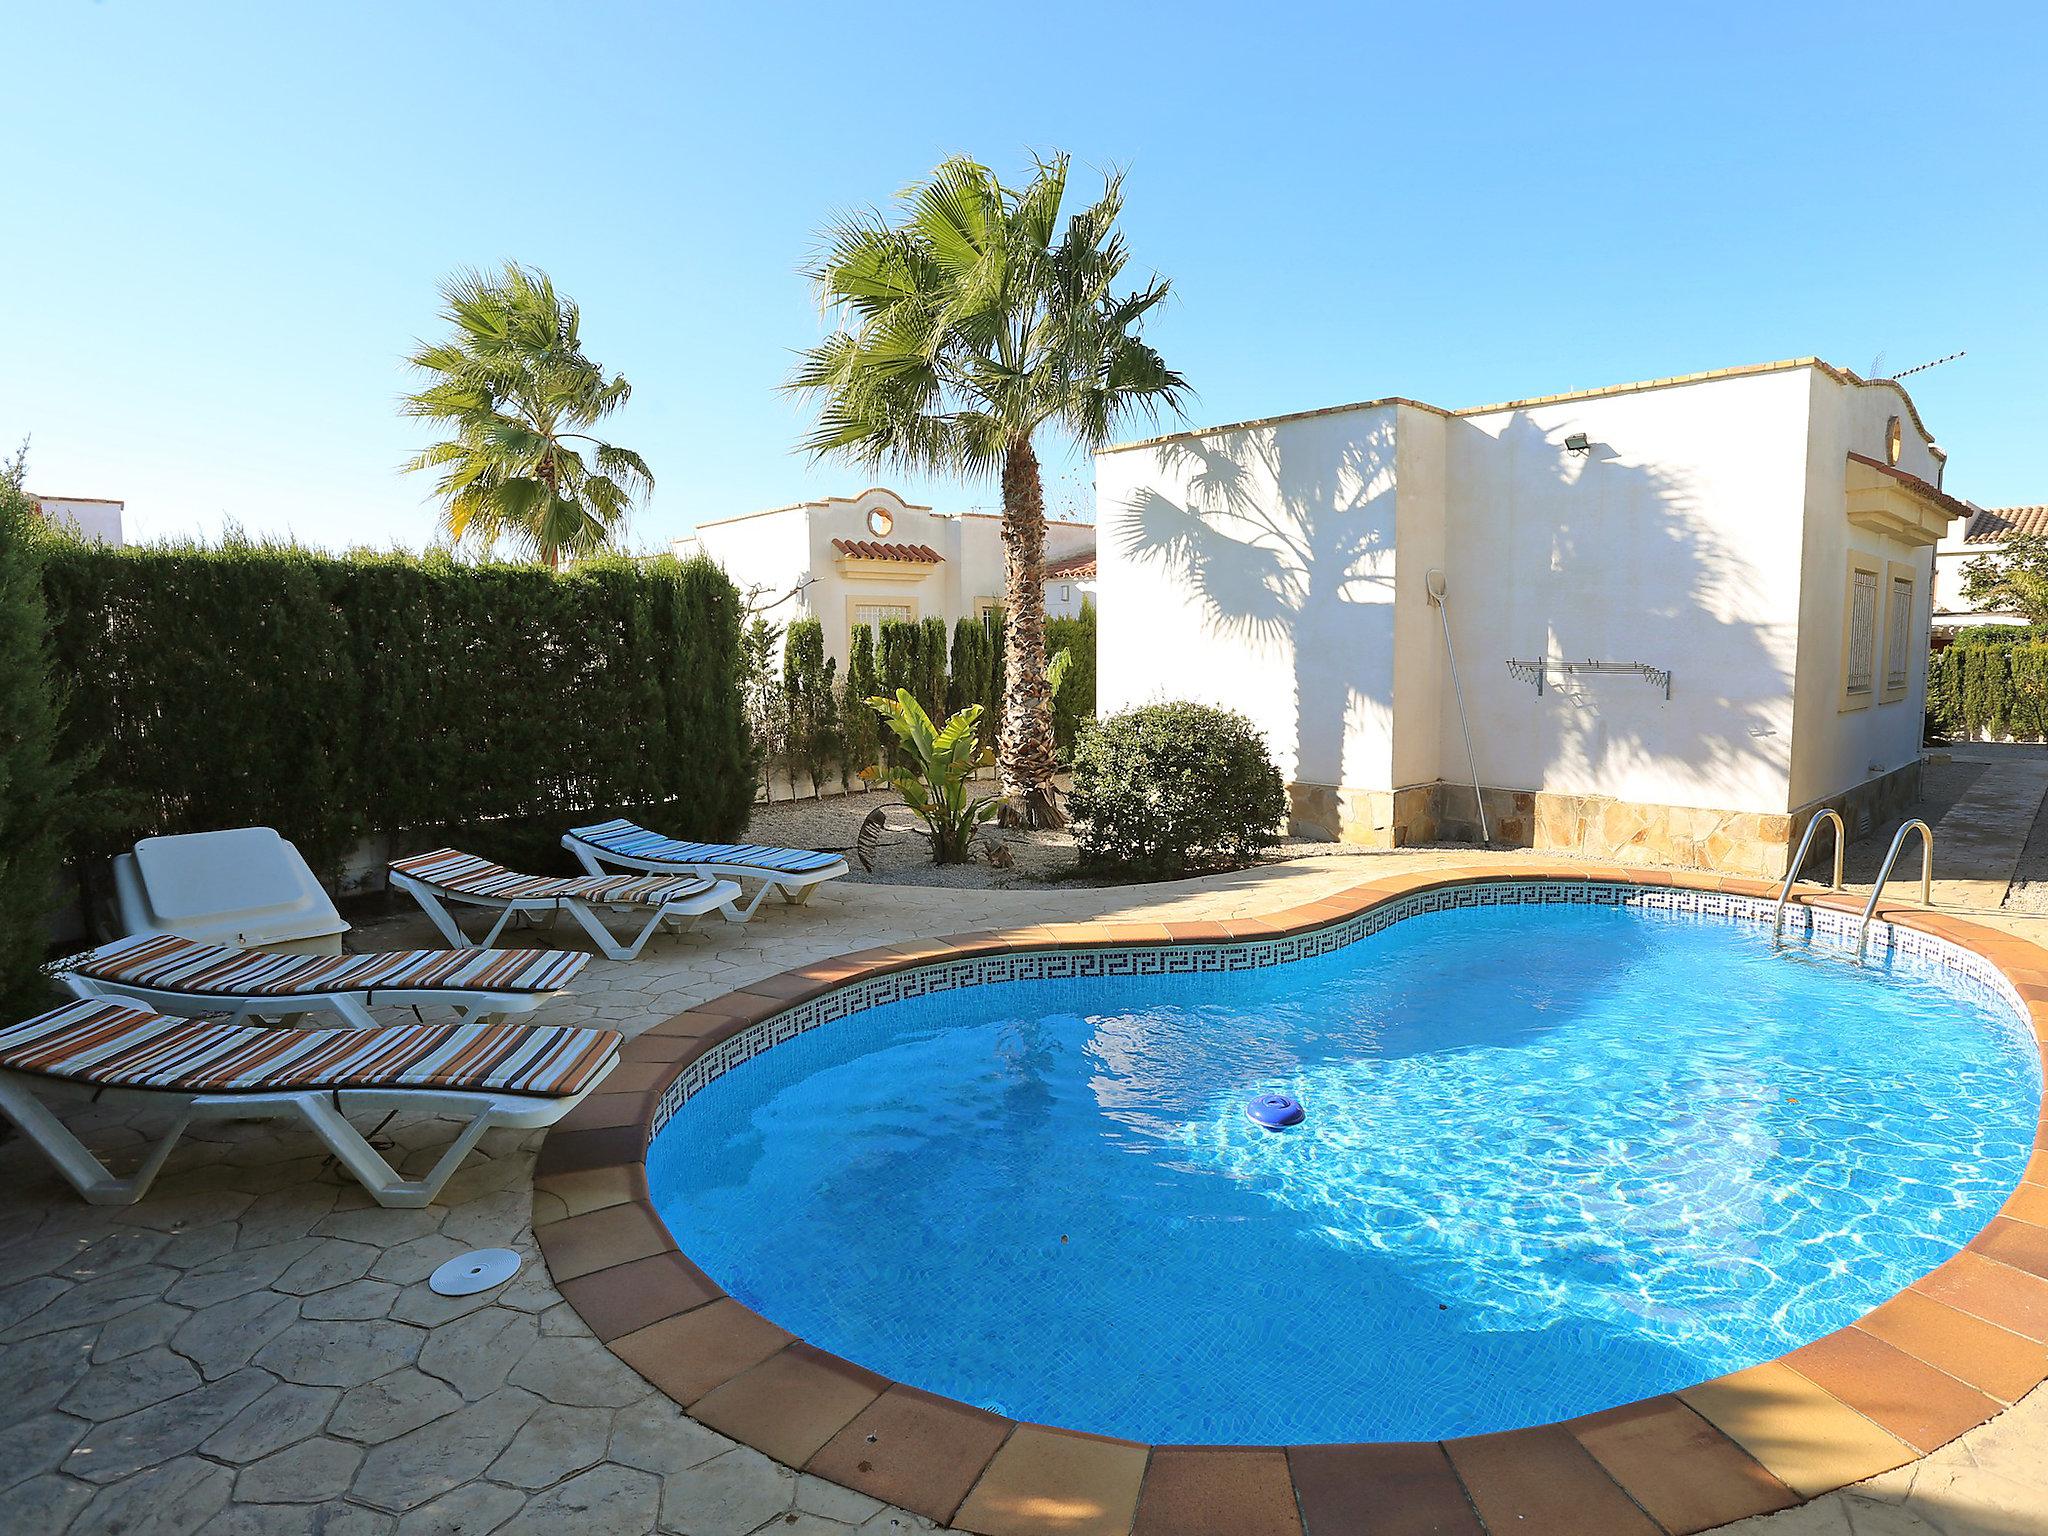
[
  {"xmin": 564, "ymin": 818, "xmax": 848, "ymax": 921},
  {"xmin": 0, "ymin": 999, "xmax": 620, "ymax": 1208},
  {"xmin": 388, "ymin": 849, "xmax": 741, "ymax": 960},
  {"xmin": 51, "ymin": 933, "xmax": 589, "ymax": 1030}
]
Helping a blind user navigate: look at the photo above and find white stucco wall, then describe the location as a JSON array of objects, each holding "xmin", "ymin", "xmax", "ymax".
[
  {"xmin": 1096, "ymin": 363, "xmax": 1943, "ymax": 824},
  {"xmin": 1438, "ymin": 371, "xmax": 1810, "ymax": 815},
  {"xmin": 35, "ymin": 496, "xmax": 124, "ymax": 546},
  {"xmin": 1786, "ymin": 375, "xmax": 1947, "ymax": 808},
  {"xmin": 1095, "ymin": 403, "xmax": 1407, "ymax": 790}
]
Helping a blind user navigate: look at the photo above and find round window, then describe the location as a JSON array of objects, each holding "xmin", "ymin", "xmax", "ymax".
[
  {"xmin": 866, "ymin": 507, "xmax": 895, "ymax": 538},
  {"xmin": 1886, "ymin": 416, "xmax": 1903, "ymax": 466}
]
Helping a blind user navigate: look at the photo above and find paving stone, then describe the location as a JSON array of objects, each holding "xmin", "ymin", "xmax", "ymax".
[
  {"xmin": 5, "ymin": 1264, "xmax": 178, "ymax": 1339},
  {"xmin": 236, "ymin": 1186, "xmax": 344, "ymax": 1249},
  {"xmin": 111, "ymin": 1187, "xmax": 255, "ymax": 1232},
  {"xmin": 166, "ymin": 1238, "xmax": 321, "ymax": 1308},
  {"xmin": 317, "ymin": 1204, "xmax": 447, "ymax": 1248},
  {"xmin": 171, "ymin": 1289, "xmax": 300, "ymax": 1380},
  {"xmin": 439, "ymin": 1189, "xmax": 531, "ymax": 1249},
  {"xmin": 56, "ymin": 1343, "xmax": 201, "ymax": 1422},
  {"xmin": 391, "ymin": 1481, "xmax": 527, "ymax": 1536},
  {"xmin": 387, "ymin": 1278, "xmax": 502, "ymax": 1330},
  {"xmin": 237, "ymin": 1434, "xmax": 366, "ymax": 1503},
  {"xmin": 794, "ymin": 1474, "xmax": 886, "ymax": 1524},
  {"xmin": 659, "ymin": 1446, "xmax": 796, "ymax": 1536},
  {"xmin": 350, "ymin": 1388, "xmax": 544, "ymax": 1512},
  {"xmin": 0, "ymin": 1409, "xmax": 88, "ymax": 1490},
  {"xmin": 0, "ymin": 1274, "xmax": 71, "ymax": 1332},
  {"xmin": 74, "ymin": 1454, "xmax": 234, "ymax": 1536},
  {"xmin": 608, "ymin": 1392, "xmax": 732, "ymax": 1480},
  {"xmin": 370, "ymin": 1233, "xmax": 471, "ymax": 1287},
  {"xmin": 330, "ymin": 1370, "xmax": 465, "ymax": 1445},
  {"xmin": 538, "ymin": 1301, "xmax": 591, "ymax": 1338},
  {"xmin": 486, "ymin": 1402, "xmax": 615, "ymax": 1489},
  {"xmin": 206, "ymin": 1499, "xmax": 396, "ymax": 1536},
  {"xmin": 91, "ymin": 1300, "xmax": 189, "ymax": 1363},
  {"xmin": 506, "ymin": 1336, "xmax": 648, "ymax": 1408},
  {"xmin": 6, "ymin": 1227, "xmax": 167, "ymax": 1287},
  {"xmin": 0, "ymin": 1322, "xmax": 94, "ymax": 1431},
  {"xmin": 0, "ymin": 1470, "xmax": 93, "ymax": 1533},
  {"xmin": 416, "ymin": 1307, "xmax": 538, "ymax": 1400},
  {"xmin": 303, "ymin": 1279, "xmax": 403, "ymax": 1322},
  {"xmin": 157, "ymin": 1221, "xmax": 238, "ymax": 1270},
  {"xmin": 65, "ymin": 1365, "xmax": 271, "ymax": 1483},
  {"xmin": 203, "ymin": 1381, "xmax": 343, "ymax": 1464},
  {"xmin": 770, "ymin": 1515, "xmax": 868, "ymax": 1536},
  {"xmin": 277, "ymin": 1240, "xmax": 381, "ymax": 1296},
  {"xmin": 257, "ymin": 1317, "xmax": 423, "ymax": 1388},
  {"xmin": 497, "ymin": 1464, "xmax": 662, "ymax": 1536}
]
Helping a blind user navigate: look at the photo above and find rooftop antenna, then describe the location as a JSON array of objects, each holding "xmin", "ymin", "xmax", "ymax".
[
  {"xmin": 1888, "ymin": 349, "xmax": 1967, "ymax": 382},
  {"xmin": 1867, "ymin": 350, "xmax": 1887, "ymax": 381}
]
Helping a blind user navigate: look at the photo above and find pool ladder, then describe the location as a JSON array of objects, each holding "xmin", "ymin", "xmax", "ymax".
[
  {"xmin": 1769, "ymin": 811, "xmax": 1935, "ymax": 964},
  {"xmin": 1853, "ymin": 820, "xmax": 1934, "ymax": 966},
  {"xmin": 1769, "ymin": 811, "xmax": 1844, "ymax": 949}
]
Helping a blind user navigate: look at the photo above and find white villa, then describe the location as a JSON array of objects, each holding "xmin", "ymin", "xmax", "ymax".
[
  {"xmin": 673, "ymin": 488, "xmax": 1094, "ymax": 670},
  {"xmin": 32, "ymin": 493, "xmax": 124, "ymax": 546},
  {"xmin": 1095, "ymin": 358, "xmax": 1970, "ymax": 878},
  {"xmin": 1934, "ymin": 503, "xmax": 2042, "ymax": 628}
]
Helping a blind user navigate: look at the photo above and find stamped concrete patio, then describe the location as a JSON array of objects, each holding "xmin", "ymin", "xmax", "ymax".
[{"xmin": 3, "ymin": 844, "xmax": 2046, "ymax": 1536}]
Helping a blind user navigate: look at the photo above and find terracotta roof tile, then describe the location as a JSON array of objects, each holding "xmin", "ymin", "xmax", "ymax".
[
  {"xmin": 1966, "ymin": 506, "xmax": 2048, "ymax": 544},
  {"xmin": 1845, "ymin": 452, "xmax": 1974, "ymax": 523},
  {"xmin": 1046, "ymin": 550, "xmax": 1097, "ymax": 580},
  {"xmin": 830, "ymin": 539, "xmax": 944, "ymax": 564}
]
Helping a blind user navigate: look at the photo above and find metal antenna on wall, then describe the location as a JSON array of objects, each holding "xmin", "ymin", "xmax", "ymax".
[{"xmin": 1888, "ymin": 350, "xmax": 1967, "ymax": 382}]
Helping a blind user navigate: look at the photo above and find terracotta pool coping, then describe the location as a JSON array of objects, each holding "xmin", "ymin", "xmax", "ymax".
[{"xmin": 534, "ymin": 864, "xmax": 2048, "ymax": 1536}]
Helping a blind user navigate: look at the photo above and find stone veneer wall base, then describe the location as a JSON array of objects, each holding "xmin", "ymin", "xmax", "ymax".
[{"xmin": 1286, "ymin": 761, "xmax": 1922, "ymax": 881}]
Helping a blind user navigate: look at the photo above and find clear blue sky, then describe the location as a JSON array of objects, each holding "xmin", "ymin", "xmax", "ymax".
[{"xmin": 6, "ymin": 1, "xmax": 2043, "ymax": 550}]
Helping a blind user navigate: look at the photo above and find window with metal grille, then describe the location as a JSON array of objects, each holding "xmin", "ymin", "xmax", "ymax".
[{"xmin": 1848, "ymin": 569, "xmax": 1877, "ymax": 695}]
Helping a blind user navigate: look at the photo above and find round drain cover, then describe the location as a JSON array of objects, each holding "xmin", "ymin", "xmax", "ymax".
[{"xmin": 429, "ymin": 1247, "xmax": 521, "ymax": 1297}]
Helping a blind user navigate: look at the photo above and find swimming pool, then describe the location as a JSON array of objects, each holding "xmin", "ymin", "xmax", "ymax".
[{"xmin": 646, "ymin": 886, "xmax": 2040, "ymax": 1445}]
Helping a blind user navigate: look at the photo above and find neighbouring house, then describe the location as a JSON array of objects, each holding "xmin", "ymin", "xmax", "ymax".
[
  {"xmin": 1095, "ymin": 358, "xmax": 1969, "ymax": 878},
  {"xmin": 32, "ymin": 493, "xmax": 124, "ymax": 546},
  {"xmin": 1933, "ymin": 504, "xmax": 2044, "ymax": 628},
  {"xmin": 673, "ymin": 487, "xmax": 1094, "ymax": 669}
]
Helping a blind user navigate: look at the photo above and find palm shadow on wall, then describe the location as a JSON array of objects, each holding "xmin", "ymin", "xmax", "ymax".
[
  {"xmin": 1114, "ymin": 417, "xmax": 1397, "ymax": 793},
  {"xmin": 1112, "ymin": 410, "xmax": 1788, "ymax": 852}
]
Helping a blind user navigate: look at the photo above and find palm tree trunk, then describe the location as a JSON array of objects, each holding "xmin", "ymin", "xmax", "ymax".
[{"xmin": 998, "ymin": 437, "xmax": 1065, "ymax": 828}]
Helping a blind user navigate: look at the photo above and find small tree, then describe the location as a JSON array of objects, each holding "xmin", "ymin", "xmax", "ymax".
[
  {"xmin": 949, "ymin": 615, "xmax": 994, "ymax": 729},
  {"xmin": 1963, "ymin": 535, "xmax": 2048, "ymax": 626},
  {"xmin": 841, "ymin": 625, "xmax": 882, "ymax": 788},
  {"xmin": 0, "ymin": 443, "xmax": 78, "ymax": 1013},
  {"xmin": 866, "ymin": 691, "xmax": 1000, "ymax": 864},
  {"xmin": 1046, "ymin": 600, "xmax": 1097, "ymax": 756},
  {"xmin": 916, "ymin": 616, "xmax": 950, "ymax": 724},
  {"xmin": 876, "ymin": 619, "xmax": 919, "ymax": 769},
  {"xmin": 739, "ymin": 617, "xmax": 787, "ymax": 800},
  {"xmin": 782, "ymin": 618, "xmax": 839, "ymax": 797}
]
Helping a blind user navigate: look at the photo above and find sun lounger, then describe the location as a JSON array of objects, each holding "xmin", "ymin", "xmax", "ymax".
[
  {"xmin": 51, "ymin": 933, "xmax": 589, "ymax": 1029},
  {"xmin": 389, "ymin": 849, "xmax": 740, "ymax": 960},
  {"xmin": 0, "ymin": 999, "xmax": 620, "ymax": 1207},
  {"xmin": 563, "ymin": 818, "xmax": 847, "ymax": 921}
]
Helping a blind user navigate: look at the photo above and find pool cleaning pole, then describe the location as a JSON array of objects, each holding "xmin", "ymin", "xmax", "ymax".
[{"xmin": 1427, "ymin": 569, "xmax": 1489, "ymax": 847}]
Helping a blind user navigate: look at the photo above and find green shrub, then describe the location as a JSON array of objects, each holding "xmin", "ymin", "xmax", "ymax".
[
  {"xmin": 0, "ymin": 450, "xmax": 80, "ymax": 1010},
  {"xmin": 42, "ymin": 541, "xmax": 751, "ymax": 878},
  {"xmin": 1046, "ymin": 601, "xmax": 1097, "ymax": 755},
  {"xmin": 782, "ymin": 618, "xmax": 839, "ymax": 796},
  {"xmin": 1069, "ymin": 701, "xmax": 1287, "ymax": 875},
  {"xmin": 1927, "ymin": 640, "xmax": 2048, "ymax": 742}
]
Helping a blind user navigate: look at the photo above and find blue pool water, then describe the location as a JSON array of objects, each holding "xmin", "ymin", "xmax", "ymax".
[{"xmin": 647, "ymin": 900, "xmax": 2041, "ymax": 1443}]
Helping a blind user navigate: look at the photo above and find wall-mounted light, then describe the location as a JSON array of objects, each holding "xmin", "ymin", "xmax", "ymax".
[{"xmin": 1563, "ymin": 433, "xmax": 1593, "ymax": 457}]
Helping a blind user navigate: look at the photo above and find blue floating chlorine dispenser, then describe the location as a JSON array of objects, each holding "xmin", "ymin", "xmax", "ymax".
[{"xmin": 1245, "ymin": 1091, "xmax": 1304, "ymax": 1130}]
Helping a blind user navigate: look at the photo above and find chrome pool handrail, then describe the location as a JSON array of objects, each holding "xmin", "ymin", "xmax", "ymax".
[
  {"xmin": 1855, "ymin": 819, "xmax": 1935, "ymax": 966},
  {"xmin": 1770, "ymin": 809, "xmax": 1845, "ymax": 948}
]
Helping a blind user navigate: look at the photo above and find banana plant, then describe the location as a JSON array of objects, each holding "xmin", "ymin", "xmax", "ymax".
[{"xmin": 866, "ymin": 689, "xmax": 1002, "ymax": 864}]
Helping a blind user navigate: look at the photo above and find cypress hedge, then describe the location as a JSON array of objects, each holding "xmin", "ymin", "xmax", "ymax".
[
  {"xmin": 42, "ymin": 539, "xmax": 752, "ymax": 880},
  {"xmin": 1046, "ymin": 601, "xmax": 1097, "ymax": 755},
  {"xmin": 0, "ymin": 460, "xmax": 80, "ymax": 1011},
  {"xmin": 1927, "ymin": 638, "xmax": 2048, "ymax": 742}
]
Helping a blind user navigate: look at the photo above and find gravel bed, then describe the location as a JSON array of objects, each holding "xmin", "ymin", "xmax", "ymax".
[{"xmin": 745, "ymin": 786, "xmax": 1380, "ymax": 889}]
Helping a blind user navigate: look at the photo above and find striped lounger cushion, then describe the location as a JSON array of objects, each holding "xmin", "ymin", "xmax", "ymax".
[
  {"xmin": 0, "ymin": 1000, "xmax": 620, "ymax": 1097},
  {"xmin": 391, "ymin": 849, "xmax": 720, "ymax": 906},
  {"xmin": 570, "ymin": 818, "xmax": 843, "ymax": 874},
  {"xmin": 55, "ymin": 933, "xmax": 589, "ymax": 998}
]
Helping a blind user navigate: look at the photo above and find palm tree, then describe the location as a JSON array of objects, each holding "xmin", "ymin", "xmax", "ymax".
[
  {"xmin": 788, "ymin": 154, "xmax": 1188, "ymax": 826},
  {"xmin": 401, "ymin": 263, "xmax": 652, "ymax": 568}
]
